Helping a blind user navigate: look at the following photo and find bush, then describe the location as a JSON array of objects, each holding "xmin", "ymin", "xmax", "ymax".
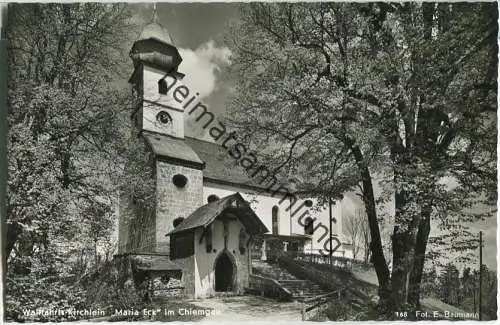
[
  {"xmin": 6, "ymin": 261, "xmax": 144, "ymax": 322},
  {"xmin": 6, "ymin": 276, "xmax": 87, "ymax": 322},
  {"xmin": 323, "ymin": 300, "xmax": 354, "ymax": 321},
  {"xmin": 320, "ymin": 300, "xmax": 378, "ymax": 321}
]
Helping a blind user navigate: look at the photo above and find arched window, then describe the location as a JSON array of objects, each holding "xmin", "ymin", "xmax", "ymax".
[
  {"xmin": 272, "ymin": 205, "xmax": 279, "ymax": 235},
  {"xmin": 158, "ymin": 79, "xmax": 168, "ymax": 94},
  {"xmin": 304, "ymin": 217, "xmax": 314, "ymax": 235},
  {"xmin": 205, "ymin": 225, "xmax": 213, "ymax": 253},
  {"xmin": 239, "ymin": 228, "xmax": 247, "ymax": 254}
]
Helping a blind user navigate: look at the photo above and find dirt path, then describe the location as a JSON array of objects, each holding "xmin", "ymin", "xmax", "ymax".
[{"xmin": 186, "ymin": 295, "xmax": 303, "ymax": 322}]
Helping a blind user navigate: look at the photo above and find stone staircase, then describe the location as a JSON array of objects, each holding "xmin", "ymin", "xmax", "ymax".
[
  {"xmin": 277, "ymin": 279, "xmax": 329, "ymax": 301},
  {"xmin": 252, "ymin": 260, "xmax": 330, "ymax": 301}
]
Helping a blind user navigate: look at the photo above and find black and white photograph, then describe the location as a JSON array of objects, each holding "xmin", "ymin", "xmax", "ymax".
[{"xmin": 1, "ymin": 2, "xmax": 498, "ymax": 322}]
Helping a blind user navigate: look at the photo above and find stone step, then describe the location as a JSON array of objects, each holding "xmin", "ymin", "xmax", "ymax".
[
  {"xmin": 252, "ymin": 260, "xmax": 330, "ymax": 301},
  {"xmin": 285, "ymin": 288, "xmax": 325, "ymax": 293},
  {"xmin": 278, "ymin": 279, "xmax": 330, "ymax": 299},
  {"xmin": 286, "ymin": 287, "xmax": 323, "ymax": 291},
  {"xmin": 288, "ymin": 290, "xmax": 328, "ymax": 295},
  {"xmin": 279, "ymin": 284, "xmax": 324, "ymax": 290},
  {"xmin": 278, "ymin": 283, "xmax": 316, "ymax": 287}
]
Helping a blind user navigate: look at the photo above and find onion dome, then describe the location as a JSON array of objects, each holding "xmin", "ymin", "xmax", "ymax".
[
  {"xmin": 130, "ymin": 4, "xmax": 182, "ymax": 72},
  {"xmin": 139, "ymin": 5, "xmax": 173, "ymax": 44}
]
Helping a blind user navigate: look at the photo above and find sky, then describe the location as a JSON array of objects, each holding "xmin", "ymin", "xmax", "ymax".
[
  {"xmin": 129, "ymin": 3, "xmax": 239, "ymax": 140},
  {"xmin": 128, "ymin": 3, "xmax": 497, "ymax": 271}
]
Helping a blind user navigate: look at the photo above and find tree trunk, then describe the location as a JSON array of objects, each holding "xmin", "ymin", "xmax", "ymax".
[
  {"xmin": 364, "ymin": 241, "xmax": 371, "ymax": 264},
  {"xmin": 408, "ymin": 206, "xmax": 431, "ymax": 309},
  {"xmin": 391, "ymin": 231, "xmax": 410, "ymax": 311},
  {"xmin": 351, "ymin": 145, "xmax": 391, "ymax": 307},
  {"xmin": 5, "ymin": 221, "xmax": 22, "ymax": 262},
  {"xmin": 390, "ymin": 158, "xmax": 421, "ymax": 312}
]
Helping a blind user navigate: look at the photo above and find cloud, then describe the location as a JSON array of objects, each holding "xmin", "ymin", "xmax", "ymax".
[{"xmin": 178, "ymin": 40, "xmax": 231, "ymax": 100}]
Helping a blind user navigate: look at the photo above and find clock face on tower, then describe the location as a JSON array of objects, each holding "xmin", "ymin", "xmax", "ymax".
[{"xmin": 155, "ymin": 110, "xmax": 172, "ymax": 127}]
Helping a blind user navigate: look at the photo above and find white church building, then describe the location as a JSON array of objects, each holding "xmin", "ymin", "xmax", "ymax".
[{"xmin": 116, "ymin": 8, "xmax": 358, "ymax": 298}]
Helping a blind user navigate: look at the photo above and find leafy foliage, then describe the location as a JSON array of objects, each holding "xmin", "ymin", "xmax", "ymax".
[
  {"xmin": 6, "ymin": 3, "xmax": 140, "ymax": 319},
  {"xmin": 225, "ymin": 2, "xmax": 496, "ymax": 311},
  {"xmin": 421, "ymin": 264, "xmax": 498, "ymax": 320}
]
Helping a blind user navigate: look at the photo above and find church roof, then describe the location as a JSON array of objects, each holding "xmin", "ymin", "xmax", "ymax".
[
  {"xmin": 144, "ymin": 133, "xmax": 293, "ymax": 191},
  {"xmin": 185, "ymin": 137, "xmax": 290, "ymax": 192},
  {"xmin": 167, "ymin": 193, "xmax": 269, "ymax": 236},
  {"xmin": 138, "ymin": 5, "xmax": 173, "ymax": 45},
  {"xmin": 130, "ymin": 254, "xmax": 182, "ymax": 274},
  {"xmin": 144, "ymin": 132, "xmax": 204, "ymax": 168},
  {"xmin": 183, "ymin": 137, "xmax": 347, "ymax": 199},
  {"xmin": 139, "ymin": 21, "xmax": 173, "ymax": 45},
  {"xmin": 130, "ymin": 5, "xmax": 181, "ymax": 73}
]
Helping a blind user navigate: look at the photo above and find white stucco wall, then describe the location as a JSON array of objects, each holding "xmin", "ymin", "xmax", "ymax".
[
  {"xmin": 188, "ymin": 218, "xmax": 249, "ymax": 298},
  {"xmin": 202, "ymin": 182, "xmax": 355, "ymax": 257}
]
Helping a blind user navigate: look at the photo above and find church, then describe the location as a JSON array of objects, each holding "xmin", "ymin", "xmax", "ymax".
[{"xmin": 116, "ymin": 8, "xmax": 357, "ymax": 298}]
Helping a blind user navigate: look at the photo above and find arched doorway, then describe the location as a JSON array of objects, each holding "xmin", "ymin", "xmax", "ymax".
[{"xmin": 214, "ymin": 251, "xmax": 235, "ymax": 292}]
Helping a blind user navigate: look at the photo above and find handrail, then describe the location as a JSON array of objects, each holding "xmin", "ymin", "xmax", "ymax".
[
  {"xmin": 302, "ymin": 290, "xmax": 340, "ymax": 304},
  {"xmin": 288, "ymin": 251, "xmax": 352, "ymax": 267},
  {"xmin": 301, "ymin": 290, "xmax": 343, "ymax": 321},
  {"xmin": 248, "ymin": 274, "xmax": 293, "ymax": 301},
  {"xmin": 276, "ymin": 255, "xmax": 346, "ymax": 320}
]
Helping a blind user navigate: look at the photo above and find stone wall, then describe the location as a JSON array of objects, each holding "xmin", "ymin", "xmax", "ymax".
[
  {"xmin": 278, "ymin": 256, "xmax": 338, "ymax": 292},
  {"xmin": 248, "ymin": 274, "xmax": 293, "ymax": 301},
  {"xmin": 118, "ymin": 194, "xmax": 133, "ymax": 254},
  {"xmin": 171, "ymin": 255, "xmax": 196, "ymax": 296},
  {"xmin": 156, "ymin": 161, "xmax": 203, "ymax": 253},
  {"xmin": 118, "ymin": 167, "xmax": 156, "ymax": 254}
]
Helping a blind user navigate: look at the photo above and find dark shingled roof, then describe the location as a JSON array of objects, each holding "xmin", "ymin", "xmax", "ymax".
[
  {"xmin": 167, "ymin": 193, "xmax": 268, "ymax": 236},
  {"xmin": 185, "ymin": 137, "xmax": 275, "ymax": 191},
  {"xmin": 130, "ymin": 254, "xmax": 182, "ymax": 274},
  {"xmin": 144, "ymin": 132, "xmax": 204, "ymax": 167},
  {"xmin": 143, "ymin": 135, "xmax": 297, "ymax": 193}
]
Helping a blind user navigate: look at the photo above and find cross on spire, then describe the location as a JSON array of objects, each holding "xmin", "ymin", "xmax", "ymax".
[{"xmin": 152, "ymin": 3, "xmax": 158, "ymax": 23}]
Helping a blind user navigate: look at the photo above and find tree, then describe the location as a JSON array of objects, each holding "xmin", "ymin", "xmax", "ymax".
[
  {"xmin": 439, "ymin": 263, "xmax": 460, "ymax": 305},
  {"xmin": 476, "ymin": 265, "xmax": 498, "ymax": 320},
  {"xmin": 225, "ymin": 2, "xmax": 496, "ymax": 313},
  {"xmin": 6, "ymin": 3, "xmax": 135, "ymax": 319},
  {"xmin": 343, "ymin": 208, "xmax": 370, "ymax": 262},
  {"xmin": 420, "ymin": 265, "xmax": 438, "ymax": 297},
  {"xmin": 436, "ymin": 265, "xmax": 498, "ymax": 320},
  {"xmin": 460, "ymin": 267, "xmax": 474, "ymax": 307}
]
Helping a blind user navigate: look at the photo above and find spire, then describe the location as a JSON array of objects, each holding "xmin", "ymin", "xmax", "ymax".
[
  {"xmin": 137, "ymin": 2, "xmax": 173, "ymax": 45},
  {"xmin": 152, "ymin": 3, "xmax": 159, "ymax": 23}
]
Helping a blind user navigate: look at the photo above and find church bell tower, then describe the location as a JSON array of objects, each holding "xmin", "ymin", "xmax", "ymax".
[
  {"xmin": 123, "ymin": 4, "xmax": 204, "ymax": 254},
  {"xmin": 129, "ymin": 4, "xmax": 184, "ymax": 138}
]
